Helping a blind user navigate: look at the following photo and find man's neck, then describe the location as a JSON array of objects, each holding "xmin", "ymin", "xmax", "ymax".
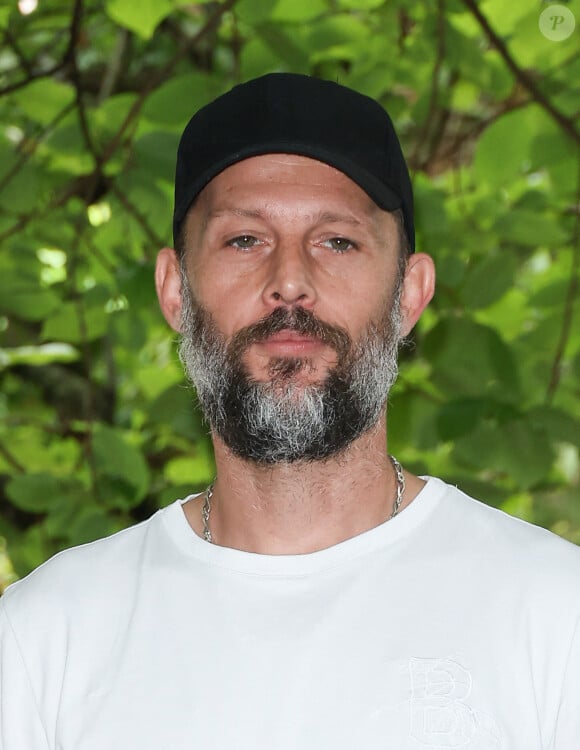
[{"xmin": 182, "ymin": 418, "xmax": 425, "ymax": 554}]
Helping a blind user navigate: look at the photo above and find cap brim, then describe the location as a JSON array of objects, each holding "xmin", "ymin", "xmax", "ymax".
[{"xmin": 173, "ymin": 142, "xmax": 403, "ymax": 238}]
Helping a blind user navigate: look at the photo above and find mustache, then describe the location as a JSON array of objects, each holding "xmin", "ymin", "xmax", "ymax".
[{"xmin": 227, "ymin": 306, "xmax": 352, "ymax": 363}]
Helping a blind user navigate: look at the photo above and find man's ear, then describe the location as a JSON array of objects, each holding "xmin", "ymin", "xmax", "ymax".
[
  {"xmin": 399, "ymin": 252, "xmax": 435, "ymax": 337},
  {"xmin": 155, "ymin": 247, "xmax": 183, "ymax": 332}
]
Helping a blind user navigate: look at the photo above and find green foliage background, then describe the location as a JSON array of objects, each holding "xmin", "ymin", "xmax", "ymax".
[{"xmin": 1, "ymin": 0, "xmax": 579, "ymax": 588}]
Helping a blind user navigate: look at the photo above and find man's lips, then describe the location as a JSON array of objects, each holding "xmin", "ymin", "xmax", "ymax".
[
  {"xmin": 256, "ymin": 329, "xmax": 324, "ymax": 353},
  {"xmin": 266, "ymin": 330, "xmax": 319, "ymax": 343}
]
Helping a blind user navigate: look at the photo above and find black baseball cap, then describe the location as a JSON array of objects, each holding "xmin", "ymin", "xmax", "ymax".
[{"xmin": 173, "ymin": 73, "xmax": 414, "ymax": 251}]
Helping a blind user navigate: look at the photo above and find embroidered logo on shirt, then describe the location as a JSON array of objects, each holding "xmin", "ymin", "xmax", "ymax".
[{"xmin": 408, "ymin": 658, "xmax": 502, "ymax": 748}]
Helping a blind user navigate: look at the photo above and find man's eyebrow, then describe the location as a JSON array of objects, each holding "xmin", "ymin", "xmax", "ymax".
[
  {"xmin": 315, "ymin": 211, "xmax": 363, "ymax": 226},
  {"xmin": 203, "ymin": 207, "xmax": 364, "ymax": 228},
  {"xmin": 202, "ymin": 207, "xmax": 264, "ymax": 231},
  {"xmin": 206, "ymin": 207, "xmax": 265, "ymax": 220}
]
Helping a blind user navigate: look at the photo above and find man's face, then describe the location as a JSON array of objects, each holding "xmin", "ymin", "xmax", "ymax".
[{"xmin": 176, "ymin": 155, "xmax": 406, "ymax": 464}]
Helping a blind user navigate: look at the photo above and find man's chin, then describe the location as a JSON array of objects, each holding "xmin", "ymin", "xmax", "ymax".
[
  {"xmin": 240, "ymin": 355, "xmax": 323, "ymax": 384},
  {"xmin": 268, "ymin": 369, "xmax": 332, "ymax": 392}
]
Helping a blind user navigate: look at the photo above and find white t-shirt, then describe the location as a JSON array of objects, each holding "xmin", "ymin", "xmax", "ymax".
[{"xmin": 1, "ymin": 477, "xmax": 579, "ymax": 749}]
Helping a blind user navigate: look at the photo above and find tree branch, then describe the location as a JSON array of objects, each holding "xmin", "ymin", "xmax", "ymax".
[
  {"xmin": 545, "ymin": 157, "xmax": 580, "ymax": 402},
  {"xmin": 66, "ymin": 0, "xmax": 112, "ymax": 220},
  {"xmin": 82, "ymin": 234, "xmax": 118, "ymax": 276},
  {"xmin": 64, "ymin": 216, "xmax": 106, "ymax": 500},
  {"xmin": 98, "ymin": 0, "xmax": 239, "ymax": 166},
  {"xmin": 436, "ymin": 96, "xmax": 529, "ymax": 168},
  {"xmin": 460, "ymin": 0, "xmax": 580, "ymax": 147},
  {"xmin": 0, "ymin": 440, "xmax": 26, "ymax": 473},
  {"xmin": 98, "ymin": 28, "xmax": 129, "ymax": 103},
  {"xmin": 109, "ymin": 184, "xmax": 165, "ymax": 253},
  {"xmin": 0, "ymin": 0, "xmax": 79, "ymax": 97},
  {"xmin": 0, "ymin": 0, "xmax": 239, "ymax": 244},
  {"xmin": 0, "ymin": 102, "xmax": 75, "ymax": 197},
  {"xmin": 0, "ymin": 62, "xmax": 65, "ymax": 97},
  {"xmin": 411, "ymin": 0, "xmax": 447, "ymax": 168},
  {"xmin": 2, "ymin": 28, "xmax": 33, "ymax": 76}
]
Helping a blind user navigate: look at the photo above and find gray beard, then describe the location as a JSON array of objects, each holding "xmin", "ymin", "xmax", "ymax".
[{"xmin": 178, "ymin": 270, "xmax": 403, "ymax": 465}]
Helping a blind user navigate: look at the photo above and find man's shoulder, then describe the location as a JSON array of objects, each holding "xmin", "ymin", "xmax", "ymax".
[
  {"xmin": 445, "ymin": 480, "xmax": 577, "ymax": 546},
  {"xmin": 2, "ymin": 502, "xmax": 174, "ymax": 623},
  {"xmin": 433, "ymin": 478, "xmax": 580, "ymax": 591}
]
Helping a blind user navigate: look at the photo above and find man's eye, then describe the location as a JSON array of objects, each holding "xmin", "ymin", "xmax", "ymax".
[
  {"xmin": 227, "ymin": 235, "xmax": 260, "ymax": 250},
  {"xmin": 323, "ymin": 237, "xmax": 356, "ymax": 253}
]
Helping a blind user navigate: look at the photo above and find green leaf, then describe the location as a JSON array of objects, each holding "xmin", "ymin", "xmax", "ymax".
[
  {"xmin": 271, "ymin": 0, "xmax": 328, "ymax": 22},
  {"xmin": 475, "ymin": 289, "xmax": 530, "ymax": 342},
  {"xmin": 105, "ymin": 0, "xmax": 175, "ymax": 39},
  {"xmin": 142, "ymin": 73, "xmax": 222, "ymax": 127},
  {"xmin": 529, "ymin": 278, "xmax": 573, "ymax": 310},
  {"xmin": 41, "ymin": 301, "xmax": 108, "ymax": 344},
  {"xmin": 6, "ymin": 474, "xmax": 65, "ymax": 513},
  {"xmin": 449, "ymin": 81, "xmax": 480, "ymax": 113},
  {"xmin": 388, "ymin": 390, "xmax": 440, "ymax": 452},
  {"xmin": 133, "ymin": 131, "xmax": 179, "ymax": 182},
  {"xmin": 531, "ymin": 128, "xmax": 572, "ymax": 171},
  {"xmin": 64, "ymin": 504, "xmax": 123, "ymax": 546},
  {"xmin": 500, "ymin": 493, "xmax": 534, "ymax": 523},
  {"xmin": 436, "ymin": 398, "xmax": 494, "ymax": 440},
  {"xmin": 0, "ymin": 427, "xmax": 82, "ymax": 478},
  {"xmin": 114, "ymin": 170, "xmax": 172, "ymax": 236},
  {"xmin": 452, "ymin": 418, "xmax": 554, "ymax": 489},
  {"xmin": 240, "ymin": 37, "xmax": 284, "ymax": 81},
  {"xmin": 0, "ymin": 275, "xmax": 60, "ymax": 321},
  {"xmin": 336, "ymin": 0, "xmax": 384, "ymax": 7},
  {"xmin": 0, "ymin": 343, "xmax": 79, "ymax": 369},
  {"xmin": 117, "ymin": 264, "xmax": 157, "ymax": 310},
  {"xmin": 460, "ymin": 252, "xmax": 518, "ymax": 309},
  {"xmin": 528, "ymin": 406, "xmax": 580, "ymax": 446},
  {"xmin": 92, "ymin": 424, "xmax": 150, "ymax": 505},
  {"xmin": 422, "ymin": 318, "xmax": 520, "ymax": 399},
  {"xmin": 163, "ymin": 441, "xmax": 215, "ymax": 485},
  {"xmin": 255, "ymin": 22, "xmax": 310, "ymax": 70},
  {"xmin": 0, "ymin": 537, "xmax": 18, "ymax": 593},
  {"xmin": 0, "ymin": 161, "xmax": 39, "ymax": 212},
  {"xmin": 15, "ymin": 79, "xmax": 75, "ymax": 124},
  {"xmin": 414, "ymin": 178, "xmax": 449, "ymax": 239},
  {"xmin": 305, "ymin": 14, "xmax": 369, "ymax": 50},
  {"xmin": 495, "ymin": 210, "xmax": 569, "ymax": 248},
  {"xmin": 43, "ymin": 118, "xmax": 95, "ymax": 174},
  {"xmin": 478, "ymin": 0, "xmax": 530, "ymax": 35},
  {"xmin": 7, "ymin": 525, "xmax": 54, "ymax": 579},
  {"xmin": 473, "ymin": 108, "xmax": 544, "ymax": 187},
  {"xmin": 236, "ymin": 0, "xmax": 279, "ymax": 24},
  {"xmin": 148, "ymin": 384, "xmax": 204, "ymax": 439},
  {"xmin": 92, "ymin": 93, "xmax": 139, "ymax": 145}
]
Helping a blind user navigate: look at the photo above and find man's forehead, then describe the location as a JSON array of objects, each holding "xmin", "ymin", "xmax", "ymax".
[
  {"xmin": 188, "ymin": 154, "xmax": 392, "ymax": 228},
  {"xmin": 198, "ymin": 152, "xmax": 365, "ymax": 187}
]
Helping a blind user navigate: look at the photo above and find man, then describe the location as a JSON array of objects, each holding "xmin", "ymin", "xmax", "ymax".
[{"xmin": 1, "ymin": 73, "xmax": 579, "ymax": 749}]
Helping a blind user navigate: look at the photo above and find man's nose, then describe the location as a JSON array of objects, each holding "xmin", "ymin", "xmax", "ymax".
[{"xmin": 261, "ymin": 240, "xmax": 318, "ymax": 309}]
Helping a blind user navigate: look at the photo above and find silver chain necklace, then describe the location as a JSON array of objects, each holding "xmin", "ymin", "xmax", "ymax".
[{"xmin": 202, "ymin": 455, "xmax": 405, "ymax": 544}]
